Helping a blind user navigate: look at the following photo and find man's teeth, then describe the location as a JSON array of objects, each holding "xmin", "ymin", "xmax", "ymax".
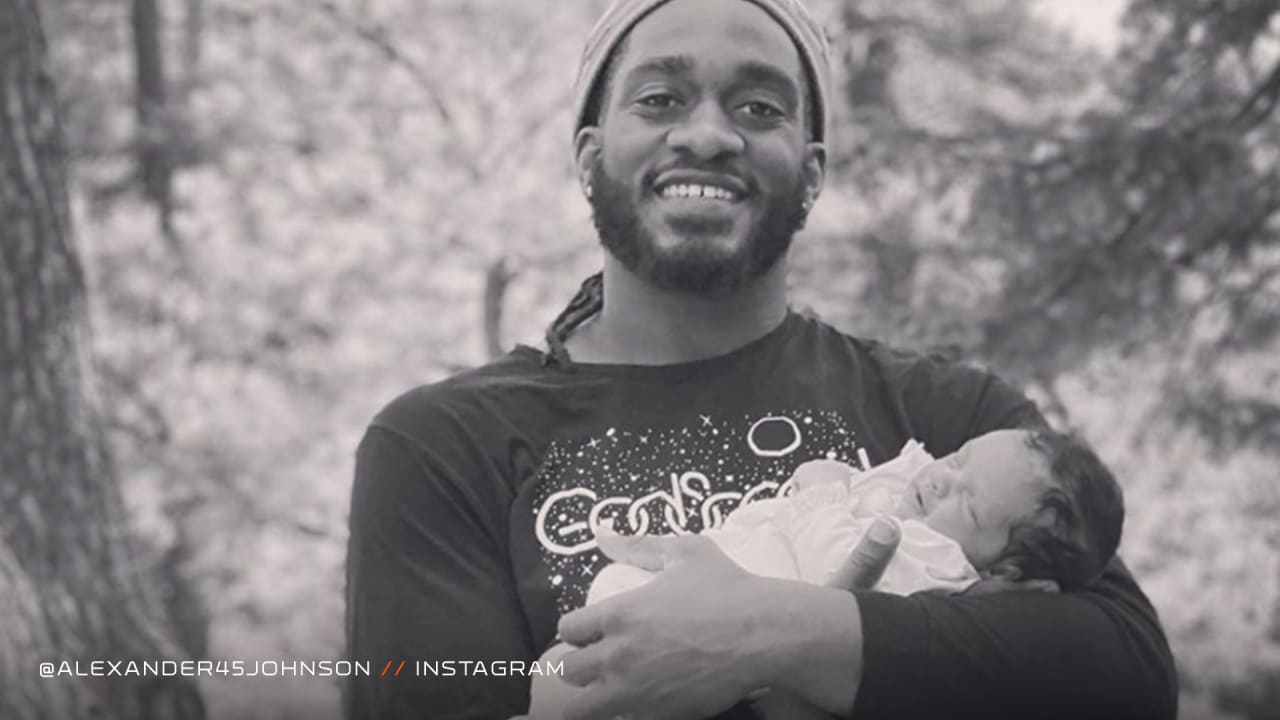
[{"xmin": 660, "ymin": 184, "xmax": 739, "ymax": 201}]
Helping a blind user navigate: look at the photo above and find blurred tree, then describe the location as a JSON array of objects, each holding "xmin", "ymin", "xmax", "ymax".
[
  {"xmin": 0, "ymin": 1, "xmax": 205, "ymax": 719},
  {"xmin": 845, "ymin": 36, "xmax": 900, "ymax": 119},
  {"xmin": 181, "ymin": 0, "xmax": 204, "ymax": 98},
  {"xmin": 971, "ymin": 0, "xmax": 1280, "ymax": 453},
  {"xmin": 802, "ymin": 0, "xmax": 1279, "ymax": 453},
  {"xmin": 796, "ymin": 3, "xmax": 1280, "ymax": 717},
  {"xmin": 485, "ymin": 257, "xmax": 515, "ymax": 360},
  {"xmin": 132, "ymin": 0, "xmax": 175, "ymax": 240},
  {"xmin": 29, "ymin": 0, "xmax": 1278, "ymax": 717}
]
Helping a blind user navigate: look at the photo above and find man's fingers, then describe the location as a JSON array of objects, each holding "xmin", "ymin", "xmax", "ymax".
[
  {"xmin": 595, "ymin": 526, "xmax": 719, "ymax": 570},
  {"xmin": 594, "ymin": 524, "xmax": 668, "ymax": 570},
  {"xmin": 558, "ymin": 642, "xmax": 607, "ymax": 688},
  {"xmin": 829, "ymin": 516, "xmax": 900, "ymax": 591},
  {"xmin": 562, "ymin": 679, "xmax": 637, "ymax": 720},
  {"xmin": 1019, "ymin": 579, "xmax": 1060, "ymax": 593},
  {"xmin": 560, "ymin": 531, "xmax": 727, "ymax": 647},
  {"xmin": 963, "ymin": 576, "xmax": 1061, "ymax": 596},
  {"xmin": 789, "ymin": 459, "xmax": 853, "ymax": 492},
  {"xmin": 557, "ymin": 604, "xmax": 606, "ymax": 647}
]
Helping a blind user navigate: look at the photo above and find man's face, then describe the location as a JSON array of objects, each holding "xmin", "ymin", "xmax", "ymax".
[
  {"xmin": 898, "ymin": 430, "xmax": 1051, "ymax": 570},
  {"xmin": 582, "ymin": 0, "xmax": 822, "ymax": 295}
]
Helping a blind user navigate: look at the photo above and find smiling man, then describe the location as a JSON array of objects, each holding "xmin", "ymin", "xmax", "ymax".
[
  {"xmin": 344, "ymin": 1, "xmax": 1178, "ymax": 719},
  {"xmin": 582, "ymin": 1, "xmax": 819, "ymax": 300}
]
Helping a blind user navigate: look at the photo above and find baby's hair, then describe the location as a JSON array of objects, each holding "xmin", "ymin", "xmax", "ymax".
[{"xmin": 995, "ymin": 431, "xmax": 1125, "ymax": 591}]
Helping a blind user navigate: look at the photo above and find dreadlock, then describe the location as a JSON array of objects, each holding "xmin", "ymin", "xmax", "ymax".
[{"xmin": 543, "ymin": 272, "xmax": 606, "ymax": 367}]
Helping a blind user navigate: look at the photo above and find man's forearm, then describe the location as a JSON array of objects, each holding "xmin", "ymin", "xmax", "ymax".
[
  {"xmin": 749, "ymin": 579, "xmax": 864, "ymax": 717},
  {"xmin": 850, "ymin": 572, "xmax": 1178, "ymax": 719}
]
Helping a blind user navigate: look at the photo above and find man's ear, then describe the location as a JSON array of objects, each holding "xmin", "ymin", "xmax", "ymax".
[
  {"xmin": 575, "ymin": 127, "xmax": 603, "ymax": 197},
  {"xmin": 802, "ymin": 141, "xmax": 826, "ymax": 212}
]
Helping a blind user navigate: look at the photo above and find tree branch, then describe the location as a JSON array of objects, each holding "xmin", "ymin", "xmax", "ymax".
[
  {"xmin": 315, "ymin": 1, "xmax": 455, "ymax": 127},
  {"xmin": 1234, "ymin": 57, "xmax": 1280, "ymax": 128}
]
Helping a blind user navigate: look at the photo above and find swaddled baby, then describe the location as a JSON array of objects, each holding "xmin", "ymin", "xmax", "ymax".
[{"xmin": 529, "ymin": 428, "xmax": 1124, "ymax": 719}]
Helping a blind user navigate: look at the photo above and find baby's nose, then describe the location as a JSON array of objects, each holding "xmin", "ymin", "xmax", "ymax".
[{"xmin": 928, "ymin": 475, "xmax": 950, "ymax": 498}]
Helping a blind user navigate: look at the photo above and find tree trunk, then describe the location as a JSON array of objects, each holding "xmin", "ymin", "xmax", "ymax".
[
  {"xmin": 483, "ymin": 257, "xmax": 514, "ymax": 359},
  {"xmin": 131, "ymin": 0, "xmax": 177, "ymax": 243},
  {"xmin": 0, "ymin": 1, "xmax": 204, "ymax": 718},
  {"xmin": 181, "ymin": 0, "xmax": 204, "ymax": 99}
]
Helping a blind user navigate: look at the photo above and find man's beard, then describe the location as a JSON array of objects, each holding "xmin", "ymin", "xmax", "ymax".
[{"xmin": 588, "ymin": 159, "xmax": 809, "ymax": 295}]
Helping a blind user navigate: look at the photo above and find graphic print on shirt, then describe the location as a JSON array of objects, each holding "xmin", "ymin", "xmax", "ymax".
[{"xmin": 531, "ymin": 409, "xmax": 869, "ymax": 614}]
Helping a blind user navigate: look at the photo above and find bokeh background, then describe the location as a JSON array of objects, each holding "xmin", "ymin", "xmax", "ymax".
[{"xmin": 6, "ymin": 0, "xmax": 1278, "ymax": 718}]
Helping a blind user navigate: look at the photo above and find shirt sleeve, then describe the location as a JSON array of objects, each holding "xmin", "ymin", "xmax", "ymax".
[
  {"xmin": 852, "ymin": 558, "xmax": 1178, "ymax": 719},
  {"xmin": 851, "ymin": 357, "xmax": 1177, "ymax": 719},
  {"xmin": 344, "ymin": 424, "xmax": 535, "ymax": 720},
  {"xmin": 901, "ymin": 353, "xmax": 1049, "ymax": 452}
]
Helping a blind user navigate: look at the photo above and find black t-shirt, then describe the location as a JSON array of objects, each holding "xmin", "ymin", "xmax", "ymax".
[{"xmin": 345, "ymin": 312, "xmax": 1176, "ymax": 720}]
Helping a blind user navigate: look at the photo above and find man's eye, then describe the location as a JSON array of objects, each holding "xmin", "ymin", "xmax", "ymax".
[
  {"xmin": 742, "ymin": 101, "xmax": 783, "ymax": 118},
  {"xmin": 637, "ymin": 93, "xmax": 679, "ymax": 109}
]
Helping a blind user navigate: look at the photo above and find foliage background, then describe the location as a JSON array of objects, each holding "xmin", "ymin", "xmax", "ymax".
[{"xmin": 34, "ymin": 0, "xmax": 1280, "ymax": 718}]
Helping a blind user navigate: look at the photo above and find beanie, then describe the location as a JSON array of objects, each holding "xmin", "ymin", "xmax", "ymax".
[{"xmin": 571, "ymin": 0, "xmax": 832, "ymax": 147}]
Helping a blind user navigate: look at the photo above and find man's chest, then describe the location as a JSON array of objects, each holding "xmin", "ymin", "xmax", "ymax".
[{"xmin": 509, "ymin": 399, "xmax": 904, "ymax": 625}]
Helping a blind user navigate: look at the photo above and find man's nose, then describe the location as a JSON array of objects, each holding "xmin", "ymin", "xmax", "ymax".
[{"xmin": 666, "ymin": 103, "xmax": 745, "ymax": 160}]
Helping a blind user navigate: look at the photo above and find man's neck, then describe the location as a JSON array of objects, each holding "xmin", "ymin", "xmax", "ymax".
[{"xmin": 565, "ymin": 258, "xmax": 789, "ymax": 365}]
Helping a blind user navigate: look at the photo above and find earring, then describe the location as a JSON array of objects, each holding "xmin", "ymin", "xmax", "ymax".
[{"xmin": 585, "ymin": 184, "xmax": 594, "ymax": 199}]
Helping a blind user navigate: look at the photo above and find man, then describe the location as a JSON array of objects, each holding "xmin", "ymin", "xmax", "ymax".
[{"xmin": 344, "ymin": 0, "xmax": 1178, "ymax": 718}]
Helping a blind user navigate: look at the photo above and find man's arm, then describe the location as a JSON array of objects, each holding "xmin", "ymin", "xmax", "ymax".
[
  {"xmin": 879, "ymin": 359, "xmax": 1178, "ymax": 718},
  {"xmin": 556, "ymin": 538, "xmax": 1174, "ymax": 720},
  {"xmin": 757, "ymin": 560, "xmax": 1176, "ymax": 719},
  {"xmin": 555, "ymin": 521, "xmax": 903, "ymax": 720},
  {"xmin": 554, "ymin": 451, "xmax": 1176, "ymax": 719},
  {"xmin": 850, "ymin": 558, "xmax": 1177, "ymax": 719},
  {"xmin": 345, "ymin": 425, "xmax": 534, "ymax": 720}
]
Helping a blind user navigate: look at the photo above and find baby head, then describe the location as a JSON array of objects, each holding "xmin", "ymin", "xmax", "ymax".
[{"xmin": 899, "ymin": 429, "xmax": 1124, "ymax": 590}]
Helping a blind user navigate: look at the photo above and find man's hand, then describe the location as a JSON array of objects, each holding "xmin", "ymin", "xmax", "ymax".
[
  {"xmin": 557, "ymin": 530, "xmax": 774, "ymax": 720},
  {"xmin": 751, "ymin": 690, "xmax": 839, "ymax": 720},
  {"xmin": 744, "ymin": 517, "xmax": 902, "ymax": 718},
  {"xmin": 962, "ymin": 575, "xmax": 1060, "ymax": 596},
  {"xmin": 554, "ymin": 518, "xmax": 902, "ymax": 720}
]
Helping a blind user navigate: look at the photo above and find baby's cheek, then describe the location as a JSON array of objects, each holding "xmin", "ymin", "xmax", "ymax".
[
  {"xmin": 923, "ymin": 509, "xmax": 962, "ymax": 543},
  {"xmin": 927, "ymin": 515, "xmax": 984, "ymax": 566},
  {"xmin": 966, "ymin": 530, "xmax": 1011, "ymax": 570}
]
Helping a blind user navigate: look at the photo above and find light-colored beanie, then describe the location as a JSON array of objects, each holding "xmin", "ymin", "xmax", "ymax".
[{"xmin": 571, "ymin": 0, "xmax": 832, "ymax": 145}]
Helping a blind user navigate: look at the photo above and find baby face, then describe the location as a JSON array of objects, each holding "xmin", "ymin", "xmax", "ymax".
[{"xmin": 897, "ymin": 429, "xmax": 1050, "ymax": 570}]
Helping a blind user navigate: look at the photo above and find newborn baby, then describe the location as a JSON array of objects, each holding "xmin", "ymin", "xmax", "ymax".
[{"xmin": 529, "ymin": 428, "xmax": 1124, "ymax": 719}]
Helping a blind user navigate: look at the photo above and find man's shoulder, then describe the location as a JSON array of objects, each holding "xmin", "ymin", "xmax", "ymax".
[
  {"xmin": 796, "ymin": 312, "xmax": 978, "ymax": 380},
  {"xmin": 369, "ymin": 349, "xmax": 564, "ymax": 442},
  {"xmin": 797, "ymin": 313, "xmax": 1040, "ymax": 431}
]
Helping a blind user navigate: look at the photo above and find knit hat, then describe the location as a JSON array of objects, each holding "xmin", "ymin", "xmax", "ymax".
[{"xmin": 571, "ymin": 0, "xmax": 832, "ymax": 146}]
